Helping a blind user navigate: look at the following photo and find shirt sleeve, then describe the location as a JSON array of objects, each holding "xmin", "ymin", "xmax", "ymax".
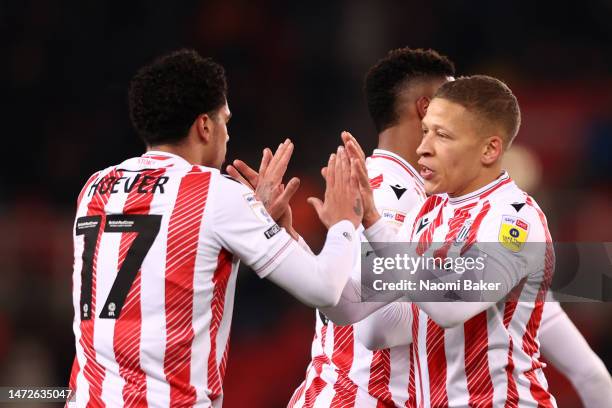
[
  {"xmin": 539, "ymin": 302, "xmax": 612, "ymax": 407},
  {"xmin": 209, "ymin": 175, "xmax": 295, "ymax": 278},
  {"xmin": 353, "ymin": 302, "xmax": 413, "ymax": 350}
]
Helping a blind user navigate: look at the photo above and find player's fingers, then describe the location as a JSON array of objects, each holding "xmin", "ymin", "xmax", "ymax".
[
  {"xmin": 226, "ymin": 165, "xmax": 254, "ymax": 189},
  {"xmin": 342, "ymin": 131, "xmax": 366, "ymax": 161},
  {"xmin": 321, "ymin": 166, "xmax": 327, "ymax": 180},
  {"xmin": 352, "ymin": 156, "xmax": 370, "ymax": 191},
  {"xmin": 266, "ymin": 139, "xmax": 290, "ymax": 178},
  {"xmin": 306, "ymin": 197, "xmax": 324, "ymax": 219},
  {"xmin": 277, "ymin": 177, "xmax": 300, "ymax": 206},
  {"xmin": 327, "ymin": 153, "xmax": 336, "ymax": 188},
  {"xmin": 273, "ymin": 140, "xmax": 294, "ymax": 182},
  {"xmin": 259, "ymin": 148, "xmax": 273, "ymax": 178},
  {"xmin": 233, "ymin": 159, "xmax": 259, "ymax": 187},
  {"xmin": 338, "ymin": 146, "xmax": 350, "ymax": 190},
  {"xmin": 334, "ymin": 146, "xmax": 344, "ymax": 193}
]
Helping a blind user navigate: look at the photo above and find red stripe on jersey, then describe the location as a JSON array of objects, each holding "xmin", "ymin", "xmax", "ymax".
[
  {"xmin": 406, "ymin": 345, "xmax": 416, "ymax": 408},
  {"xmin": 370, "ymin": 154, "xmax": 422, "ymax": 185},
  {"xmin": 410, "ymin": 196, "xmax": 444, "ymax": 241},
  {"xmin": 77, "ymin": 172, "xmax": 101, "ymax": 209},
  {"xmin": 521, "ymin": 197, "xmax": 555, "ymax": 408},
  {"xmin": 368, "ymin": 349, "xmax": 394, "ymax": 407},
  {"xmin": 303, "ymin": 326, "xmax": 330, "ymax": 408},
  {"xmin": 370, "ymin": 174, "xmax": 384, "ymax": 189},
  {"xmin": 504, "ymin": 337, "xmax": 519, "ymax": 408},
  {"xmin": 411, "ymin": 304, "xmax": 425, "ymax": 408},
  {"xmin": 80, "ymin": 168, "xmax": 122, "ymax": 408},
  {"xmin": 289, "ymin": 381, "xmax": 307, "ymax": 408},
  {"xmin": 425, "ymin": 319, "xmax": 448, "ymax": 407},
  {"xmin": 68, "ymin": 357, "xmax": 79, "ymax": 392},
  {"xmin": 329, "ymin": 325, "xmax": 358, "ymax": 407},
  {"xmin": 464, "ymin": 312, "xmax": 494, "ymax": 407},
  {"xmin": 502, "ymin": 279, "xmax": 526, "ymax": 408},
  {"xmin": 207, "ymin": 248, "xmax": 233, "ymax": 401},
  {"xmin": 460, "ymin": 201, "xmax": 491, "ymax": 255},
  {"xmin": 426, "ymin": 202, "xmax": 481, "ymax": 407},
  {"xmin": 113, "ymin": 168, "xmax": 166, "ymax": 407},
  {"xmin": 416, "ymin": 198, "xmax": 447, "ymax": 255},
  {"xmin": 163, "ymin": 170, "xmax": 211, "ymax": 407}
]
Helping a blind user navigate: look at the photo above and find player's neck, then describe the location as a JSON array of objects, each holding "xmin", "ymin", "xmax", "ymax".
[
  {"xmin": 147, "ymin": 142, "xmax": 203, "ymax": 166},
  {"xmin": 448, "ymin": 165, "xmax": 504, "ymax": 198},
  {"xmin": 376, "ymin": 128, "xmax": 420, "ymax": 170}
]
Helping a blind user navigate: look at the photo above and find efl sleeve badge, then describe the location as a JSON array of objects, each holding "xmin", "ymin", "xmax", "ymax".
[{"xmin": 498, "ymin": 215, "xmax": 529, "ymax": 252}]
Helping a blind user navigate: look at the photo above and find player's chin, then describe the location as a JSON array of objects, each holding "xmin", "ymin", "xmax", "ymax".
[{"xmin": 423, "ymin": 178, "xmax": 444, "ymax": 196}]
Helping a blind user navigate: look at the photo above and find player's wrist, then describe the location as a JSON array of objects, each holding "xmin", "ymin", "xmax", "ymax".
[{"xmin": 362, "ymin": 210, "xmax": 381, "ymax": 229}]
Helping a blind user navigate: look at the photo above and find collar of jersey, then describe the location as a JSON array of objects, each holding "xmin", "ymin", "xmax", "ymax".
[
  {"xmin": 142, "ymin": 150, "xmax": 192, "ymax": 167},
  {"xmin": 447, "ymin": 170, "xmax": 512, "ymax": 205},
  {"xmin": 370, "ymin": 149, "xmax": 424, "ymax": 186}
]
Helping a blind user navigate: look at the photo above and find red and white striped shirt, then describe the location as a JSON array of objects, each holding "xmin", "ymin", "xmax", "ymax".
[
  {"xmin": 289, "ymin": 150, "xmax": 426, "ymax": 407},
  {"xmin": 403, "ymin": 172, "xmax": 557, "ymax": 407},
  {"xmin": 68, "ymin": 151, "xmax": 295, "ymax": 407}
]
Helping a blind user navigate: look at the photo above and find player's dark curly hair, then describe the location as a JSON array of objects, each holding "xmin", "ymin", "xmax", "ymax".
[
  {"xmin": 365, "ymin": 47, "xmax": 455, "ymax": 133},
  {"xmin": 128, "ymin": 49, "xmax": 227, "ymax": 146}
]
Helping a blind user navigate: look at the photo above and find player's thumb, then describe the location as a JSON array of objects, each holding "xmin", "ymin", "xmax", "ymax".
[{"xmin": 306, "ymin": 197, "xmax": 324, "ymax": 218}]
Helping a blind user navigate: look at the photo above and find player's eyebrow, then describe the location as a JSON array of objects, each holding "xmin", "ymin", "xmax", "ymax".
[{"xmin": 227, "ymin": 112, "xmax": 232, "ymax": 122}]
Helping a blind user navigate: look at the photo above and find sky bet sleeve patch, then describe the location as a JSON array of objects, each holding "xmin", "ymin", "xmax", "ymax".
[
  {"xmin": 243, "ymin": 192, "xmax": 275, "ymax": 225},
  {"xmin": 498, "ymin": 215, "xmax": 529, "ymax": 252}
]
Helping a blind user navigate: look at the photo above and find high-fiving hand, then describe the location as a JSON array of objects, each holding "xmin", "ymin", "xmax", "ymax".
[
  {"xmin": 341, "ymin": 131, "xmax": 381, "ymax": 228},
  {"xmin": 307, "ymin": 145, "xmax": 363, "ymax": 229},
  {"xmin": 226, "ymin": 139, "xmax": 300, "ymax": 238}
]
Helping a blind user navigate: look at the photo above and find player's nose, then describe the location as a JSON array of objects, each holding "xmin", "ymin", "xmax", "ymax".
[{"xmin": 416, "ymin": 134, "xmax": 433, "ymax": 157}]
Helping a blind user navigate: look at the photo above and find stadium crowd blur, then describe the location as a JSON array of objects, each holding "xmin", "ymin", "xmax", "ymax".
[{"xmin": 1, "ymin": 1, "xmax": 611, "ymax": 406}]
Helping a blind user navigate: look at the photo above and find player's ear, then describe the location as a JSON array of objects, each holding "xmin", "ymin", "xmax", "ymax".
[
  {"xmin": 481, "ymin": 135, "xmax": 503, "ymax": 165},
  {"xmin": 195, "ymin": 113, "xmax": 212, "ymax": 144},
  {"xmin": 416, "ymin": 97, "xmax": 430, "ymax": 120}
]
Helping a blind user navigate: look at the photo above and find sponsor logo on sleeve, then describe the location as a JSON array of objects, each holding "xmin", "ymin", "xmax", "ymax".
[
  {"xmin": 498, "ymin": 215, "xmax": 529, "ymax": 252},
  {"xmin": 381, "ymin": 209, "xmax": 407, "ymax": 226},
  {"xmin": 243, "ymin": 192, "xmax": 274, "ymax": 224},
  {"xmin": 264, "ymin": 224, "xmax": 282, "ymax": 239}
]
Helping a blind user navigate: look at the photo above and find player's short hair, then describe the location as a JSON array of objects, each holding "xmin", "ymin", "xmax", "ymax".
[
  {"xmin": 434, "ymin": 75, "xmax": 521, "ymax": 148},
  {"xmin": 365, "ymin": 47, "xmax": 455, "ymax": 133},
  {"xmin": 128, "ymin": 49, "xmax": 228, "ymax": 146}
]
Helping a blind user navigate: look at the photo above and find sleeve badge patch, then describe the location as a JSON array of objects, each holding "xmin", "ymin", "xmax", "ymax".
[
  {"xmin": 243, "ymin": 192, "xmax": 274, "ymax": 225},
  {"xmin": 381, "ymin": 208, "xmax": 407, "ymax": 225},
  {"xmin": 498, "ymin": 215, "xmax": 529, "ymax": 252}
]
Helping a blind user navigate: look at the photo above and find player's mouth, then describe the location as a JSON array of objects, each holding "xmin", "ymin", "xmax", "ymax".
[{"xmin": 419, "ymin": 162, "xmax": 435, "ymax": 180}]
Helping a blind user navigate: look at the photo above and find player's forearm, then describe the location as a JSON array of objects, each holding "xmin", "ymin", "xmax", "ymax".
[
  {"xmin": 266, "ymin": 220, "xmax": 357, "ymax": 308},
  {"xmin": 320, "ymin": 278, "xmax": 404, "ymax": 325},
  {"xmin": 354, "ymin": 301, "xmax": 413, "ymax": 350}
]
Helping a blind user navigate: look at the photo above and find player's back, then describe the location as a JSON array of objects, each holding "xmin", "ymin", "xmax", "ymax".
[{"xmin": 70, "ymin": 151, "xmax": 248, "ymax": 407}]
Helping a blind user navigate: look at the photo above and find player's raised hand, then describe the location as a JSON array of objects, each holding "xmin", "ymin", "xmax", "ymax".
[
  {"xmin": 226, "ymin": 140, "xmax": 300, "ymax": 238},
  {"xmin": 341, "ymin": 131, "xmax": 366, "ymax": 162},
  {"xmin": 307, "ymin": 146, "xmax": 363, "ymax": 229},
  {"xmin": 340, "ymin": 131, "xmax": 380, "ymax": 228}
]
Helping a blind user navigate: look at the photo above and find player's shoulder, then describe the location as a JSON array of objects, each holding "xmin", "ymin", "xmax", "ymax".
[{"xmin": 479, "ymin": 181, "xmax": 549, "ymax": 246}]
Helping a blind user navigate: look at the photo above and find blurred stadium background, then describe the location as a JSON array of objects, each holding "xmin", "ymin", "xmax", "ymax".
[{"xmin": 1, "ymin": 1, "xmax": 611, "ymax": 407}]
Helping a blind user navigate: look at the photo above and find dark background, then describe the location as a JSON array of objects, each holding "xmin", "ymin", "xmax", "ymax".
[{"xmin": 1, "ymin": 1, "xmax": 611, "ymax": 407}]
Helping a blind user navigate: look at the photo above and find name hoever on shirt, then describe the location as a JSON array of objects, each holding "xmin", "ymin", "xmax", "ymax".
[{"xmin": 87, "ymin": 170, "xmax": 170, "ymax": 197}]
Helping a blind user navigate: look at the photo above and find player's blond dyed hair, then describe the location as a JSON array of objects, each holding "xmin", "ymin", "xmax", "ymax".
[{"xmin": 434, "ymin": 75, "xmax": 521, "ymax": 148}]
